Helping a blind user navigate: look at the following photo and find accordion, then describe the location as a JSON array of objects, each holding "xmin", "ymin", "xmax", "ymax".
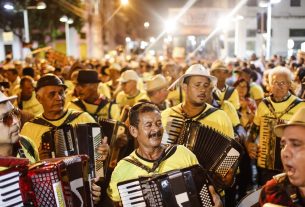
[
  {"xmin": 99, "ymin": 119, "xmax": 126, "ymax": 169},
  {"xmin": 28, "ymin": 155, "xmax": 93, "ymax": 207},
  {"xmin": 163, "ymin": 119, "xmax": 243, "ymax": 180},
  {"xmin": 118, "ymin": 165, "xmax": 214, "ymax": 207},
  {"xmin": 258, "ymin": 116, "xmax": 283, "ymax": 171},
  {"xmin": 0, "ymin": 157, "xmax": 30, "ymax": 207},
  {"xmin": 0, "ymin": 155, "xmax": 93, "ymax": 207},
  {"xmin": 41, "ymin": 123, "xmax": 103, "ymax": 179}
]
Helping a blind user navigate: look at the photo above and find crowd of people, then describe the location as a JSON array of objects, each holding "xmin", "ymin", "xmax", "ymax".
[{"xmin": 0, "ymin": 48, "xmax": 305, "ymax": 206}]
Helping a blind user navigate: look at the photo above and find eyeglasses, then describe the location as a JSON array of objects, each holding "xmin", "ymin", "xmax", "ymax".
[
  {"xmin": 272, "ymin": 81, "xmax": 290, "ymax": 87},
  {"xmin": 0, "ymin": 108, "xmax": 20, "ymax": 127},
  {"xmin": 189, "ymin": 83, "xmax": 211, "ymax": 90}
]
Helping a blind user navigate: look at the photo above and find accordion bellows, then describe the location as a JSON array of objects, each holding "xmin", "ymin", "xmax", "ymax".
[{"xmin": 164, "ymin": 119, "xmax": 243, "ymax": 182}]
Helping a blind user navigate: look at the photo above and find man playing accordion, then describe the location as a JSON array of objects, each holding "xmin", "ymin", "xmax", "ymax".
[
  {"xmin": 107, "ymin": 102, "xmax": 223, "ymax": 207},
  {"xmin": 246, "ymin": 66, "xmax": 305, "ymax": 186}
]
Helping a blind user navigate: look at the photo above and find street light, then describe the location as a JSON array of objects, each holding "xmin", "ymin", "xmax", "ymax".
[
  {"xmin": 60, "ymin": 16, "xmax": 74, "ymax": 56},
  {"xmin": 120, "ymin": 0, "xmax": 129, "ymax": 6},
  {"xmin": 3, "ymin": 3, "xmax": 14, "ymax": 10},
  {"xmin": 259, "ymin": 0, "xmax": 281, "ymax": 59},
  {"xmin": 144, "ymin": 21, "xmax": 150, "ymax": 29},
  {"xmin": 3, "ymin": 2, "xmax": 47, "ymax": 43}
]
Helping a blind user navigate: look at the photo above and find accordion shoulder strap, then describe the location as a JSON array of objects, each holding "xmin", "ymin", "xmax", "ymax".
[
  {"xmin": 262, "ymin": 97, "xmax": 303, "ymax": 119},
  {"xmin": 19, "ymin": 136, "xmax": 35, "ymax": 159},
  {"xmin": 212, "ymin": 86, "xmax": 234, "ymax": 102},
  {"xmin": 195, "ymin": 107, "xmax": 218, "ymax": 121},
  {"xmin": 123, "ymin": 145, "xmax": 177, "ymax": 173},
  {"xmin": 29, "ymin": 111, "xmax": 83, "ymax": 128},
  {"xmin": 72, "ymin": 98, "xmax": 110, "ymax": 118},
  {"xmin": 224, "ymin": 86, "xmax": 235, "ymax": 101}
]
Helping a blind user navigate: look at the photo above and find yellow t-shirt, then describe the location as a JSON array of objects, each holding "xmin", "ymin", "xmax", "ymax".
[
  {"xmin": 161, "ymin": 103, "xmax": 234, "ymax": 139},
  {"xmin": 20, "ymin": 109, "xmax": 96, "ymax": 148},
  {"xmin": 167, "ymin": 86, "xmax": 184, "ymax": 107},
  {"xmin": 107, "ymin": 145, "xmax": 198, "ymax": 202},
  {"xmin": 215, "ymin": 86, "xmax": 240, "ymax": 110},
  {"xmin": 19, "ymin": 92, "xmax": 43, "ymax": 116},
  {"xmin": 98, "ymin": 82, "xmax": 111, "ymax": 99},
  {"xmin": 220, "ymin": 100, "xmax": 241, "ymax": 127},
  {"xmin": 66, "ymin": 98, "xmax": 120, "ymax": 120},
  {"xmin": 18, "ymin": 136, "xmax": 39, "ymax": 163},
  {"xmin": 254, "ymin": 95, "xmax": 305, "ymax": 126},
  {"xmin": 116, "ymin": 90, "xmax": 149, "ymax": 109},
  {"xmin": 250, "ymin": 82, "xmax": 264, "ymax": 101}
]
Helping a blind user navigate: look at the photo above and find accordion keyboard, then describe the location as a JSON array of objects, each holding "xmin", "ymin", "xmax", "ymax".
[
  {"xmin": 258, "ymin": 117, "xmax": 270, "ymax": 168},
  {"xmin": 0, "ymin": 171, "xmax": 23, "ymax": 207},
  {"xmin": 118, "ymin": 180, "xmax": 146, "ymax": 206}
]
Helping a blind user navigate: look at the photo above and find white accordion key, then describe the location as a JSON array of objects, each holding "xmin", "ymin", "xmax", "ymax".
[{"xmin": 0, "ymin": 171, "xmax": 23, "ymax": 207}]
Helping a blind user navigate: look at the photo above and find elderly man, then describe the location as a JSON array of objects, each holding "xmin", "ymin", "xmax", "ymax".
[
  {"xmin": 20, "ymin": 74, "xmax": 106, "ymax": 203},
  {"xmin": 0, "ymin": 91, "xmax": 38, "ymax": 164},
  {"xmin": 210, "ymin": 60, "xmax": 240, "ymax": 110},
  {"xmin": 67, "ymin": 69, "xmax": 120, "ymax": 121},
  {"xmin": 107, "ymin": 102, "xmax": 222, "ymax": 206},
  {"xmin": 259, "ymin": 107, "xmax": 305, "ymax": 206},
  {"xmin": 20, "ymin": 74, "xmax": 97, "ymax": 148},
  {"xmin": 246, "ymin": 66, "xmax": 305, "ymax": 186},
  {"xmin": 146, "ymin": 74, "xmax": 170, "ymax": 110},
  {"xmin": 116, "ymin": 70, "xmax": 148, "ymax": 109},
  {"xmin": 162, "ymin": 64, "xmax": 234, "ymax": 140}
]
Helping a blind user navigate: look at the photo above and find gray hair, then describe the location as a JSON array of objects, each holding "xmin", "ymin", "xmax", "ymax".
[{"xmin": 268, "ymin": 66, "xmax": 293, "ymax": 84}]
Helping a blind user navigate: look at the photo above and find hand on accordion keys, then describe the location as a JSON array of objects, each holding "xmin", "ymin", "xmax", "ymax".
[
  {"xmin": 38, "ymin": 144, "xmax": 51, "ymax": 160},
  {"xmin": 96, "ymin": 136, "xmax": 110, "ymax": 161},
  {"xmin": 209, "ymin": 185, "xmax": 223, "ymax": 207},
  {"xmin": 210, "ymin": 168, "xmax": 235, "ymax": 189}
]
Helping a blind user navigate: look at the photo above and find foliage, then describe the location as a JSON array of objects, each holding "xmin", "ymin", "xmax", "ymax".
[{"xmin": 0, "ymin": 0, "xmax": 84, "ymax": 46}]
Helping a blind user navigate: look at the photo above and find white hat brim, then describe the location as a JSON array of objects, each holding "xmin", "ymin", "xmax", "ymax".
[
  {"xmin": 168, "ymin": 74, "xmax": 217, "ymax": 90},
  {"xmin": 0, "ymin": 95, "xmax": 17, "ymax": 104}
]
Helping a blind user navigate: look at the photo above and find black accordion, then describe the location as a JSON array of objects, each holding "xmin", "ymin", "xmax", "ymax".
[
  {"xmin": 41, "ymin": 123, "xmax": 103, "ymax": 179},
  {"xmin": 99, "ymin": 119, "xmax": 126, "ymax": 168},
  {"xmin": 118, "ymin": 165, "xmax": 214, "ymax": 207},
  {"xmin": 164, "ymin": 119, "xmax": 243, "ymax": 180}
]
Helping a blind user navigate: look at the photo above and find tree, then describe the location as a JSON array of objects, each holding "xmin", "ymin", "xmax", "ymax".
[{"xmin": 0, "ymin": 0, "xmax": 84, "ymax": 47}]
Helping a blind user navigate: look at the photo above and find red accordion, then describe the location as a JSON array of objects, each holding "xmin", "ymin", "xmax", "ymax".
[{"xmin": 0, "ymin": 155, "xmax": 93, "ymax": 207}]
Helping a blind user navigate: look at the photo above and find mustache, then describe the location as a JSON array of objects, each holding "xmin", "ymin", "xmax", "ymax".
[{"xmin": 149, "ymin": 131, "xmax": 162, "ymax": 138}]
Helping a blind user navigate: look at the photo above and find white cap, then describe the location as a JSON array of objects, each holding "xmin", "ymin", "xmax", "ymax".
[
  {"xmin": 168, "ymin": 64, "xmax": 217, "ymax": 90},
  {"xmin": 118, "ymin": 70, "xmax": 139, "ymax": 83}
]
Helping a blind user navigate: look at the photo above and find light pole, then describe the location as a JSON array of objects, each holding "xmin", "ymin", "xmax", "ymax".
[
  {"xmin": 234, "ymin": 15, "xmax": 244, "ymax": 57},
  {"xmin": 3, "ymin": 2, "xmax": 47, "ymax": 43},
  {"xmin": 259, "ymin": 0, "xmax": 281, "ymax": 60},
  {"xmin": 60, "ymin": 16, "xmax": 74, "ymax": 56}
]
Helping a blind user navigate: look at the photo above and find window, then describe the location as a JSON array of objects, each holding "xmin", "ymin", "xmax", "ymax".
[
  {"xmin": 247, "ymin": 29, "xmax": 257, "ymax": 37},
  {"xmin": 294, "ymin": 40, "xmax": 305, "ymax": 49},
  {"xmin": 291, "ymin": 0, "xmax": 301, "ymax": 7},
  {"xmin": 247, "ymin": 0, "xmax": 257, "ymax": 6},
  {"xmin": 290, "ymin": 29, "xmax": 305, "ymax": 37}
]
